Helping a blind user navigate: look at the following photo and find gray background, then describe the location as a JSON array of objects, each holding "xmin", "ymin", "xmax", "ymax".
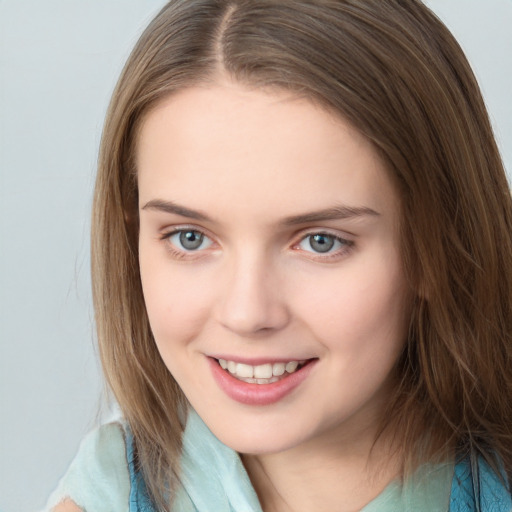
[{"xmin": 0, "ymin": 1, "xmax": 511, "ymax": 510}]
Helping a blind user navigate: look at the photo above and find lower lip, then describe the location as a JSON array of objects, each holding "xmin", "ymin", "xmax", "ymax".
[{"xmin": 208, "ymin": 357, "xmax": 317, "ymax": 406}]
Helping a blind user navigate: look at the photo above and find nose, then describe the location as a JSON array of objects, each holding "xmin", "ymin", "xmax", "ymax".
[{"xmin": 215, "ymin": 252, "xmax": 290, "ymax": 337}]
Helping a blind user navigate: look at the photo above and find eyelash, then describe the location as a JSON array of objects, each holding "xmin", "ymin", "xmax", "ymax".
[
  {"xmin": 293, "ymin": 232, "xmax": 354, "ymax": 261},
  {"xmin": 159, "ymin": 227, "xmax": 354, "ymax": 261},
  {"xmin": 159, "ymin": 227, "xmax": 214, "ymax": 260}
]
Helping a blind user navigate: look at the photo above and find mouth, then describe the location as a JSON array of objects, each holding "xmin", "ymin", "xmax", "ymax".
[
  {"xmin": 209, "ymin": 356, "xmax": 318, "ymax": 405},
  {"xmin": 216, "ymin": 358, "xmax": 309, "ymax": 384}
]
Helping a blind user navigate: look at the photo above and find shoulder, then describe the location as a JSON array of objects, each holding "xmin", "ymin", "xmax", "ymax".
[
  {"xmin": 43, "ymin": 422, "xmax": 131, "ymax": 512},
  {"xmin": 49, "ymin": 498, "xmax": 82, "ymax": 512}
]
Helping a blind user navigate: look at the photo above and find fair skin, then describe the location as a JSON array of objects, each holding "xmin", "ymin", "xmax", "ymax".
[
  {"xmin": 52, "ymin": 499, "xmax": 81, "ymax": 512},
  {"xmin": 55, "ymin": 79, "xmax": 409, "ymax": 512},
  {"xmin": 136, "ymin": 79, "xmax": 410, "ymax": 512}
]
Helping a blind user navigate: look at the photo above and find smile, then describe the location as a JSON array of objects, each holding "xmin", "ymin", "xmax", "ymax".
[
  {"xmin": 209, "ymin": 357, "xmax": 317, "ymax": 405},
  {"xmin": 218, "ymin": 358, "xmax": 307, "ymax": 384}
]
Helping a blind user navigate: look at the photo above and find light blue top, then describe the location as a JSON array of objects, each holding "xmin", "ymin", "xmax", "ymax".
[{"xmin": 43, "ymin": 410, "xmax": 510, "ymax": 512}]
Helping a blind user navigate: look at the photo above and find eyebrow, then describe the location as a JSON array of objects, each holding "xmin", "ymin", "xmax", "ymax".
[
  {"xmin": 142, "ymin": 199, "xmax": 380, "ymax": 224},
  {"xmin": 142, "ymin": 199, "xmax": 211, "ymax": 221},
  {"xmin": 282, "ymin": 205, "xmax": 380, "ymax": 225}
]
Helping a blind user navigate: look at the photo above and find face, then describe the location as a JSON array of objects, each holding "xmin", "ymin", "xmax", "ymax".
[{"xmin": 137, "ymin": 80, "xmax": 410, "ymax": 456}]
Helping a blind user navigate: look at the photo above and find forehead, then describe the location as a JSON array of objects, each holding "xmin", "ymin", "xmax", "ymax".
[{"xmin": 136, "ymin": 82, "xmax": 398, "ymax": 225}]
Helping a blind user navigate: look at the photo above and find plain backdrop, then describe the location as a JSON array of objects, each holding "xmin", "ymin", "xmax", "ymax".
[{"xmin": 0, "ymin": 1, "xmax": 511, "ymax": 510}]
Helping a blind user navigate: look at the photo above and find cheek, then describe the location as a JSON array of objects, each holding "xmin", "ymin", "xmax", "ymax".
[
  {"xmin": 139, "ymin": 254, "xmax": 214, "ymax": 353},
  {"xmin": 291, "ymin": 254, "xmax": 409, "ymax": 355}
]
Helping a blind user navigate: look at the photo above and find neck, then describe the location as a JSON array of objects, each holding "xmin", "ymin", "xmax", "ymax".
[{"xmin": 242, "ymin": 423, "xmax": 401, "ymax": 512}]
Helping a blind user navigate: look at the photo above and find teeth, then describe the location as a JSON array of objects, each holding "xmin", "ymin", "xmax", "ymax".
[
  {"xmin": 236, "ymin": 363, "xmax": 254, "ymax": 378},
  {"xmin": 272, "ymin": 363, "xmax": 286, "ymax": 376},
  {"xmin": 253, "ymin": 363, "xmax": 272, "ymax": 379},
  {"xmin": 272, "ymin": 362, "xmax": 285, "ymax": 376},
  {"xmin": 285, "ymin": 361, "xmax": 298, "ymax": 373},
  {"xmin": 218, "ymin": 358, "xmax": 305, "ymax": 381}
]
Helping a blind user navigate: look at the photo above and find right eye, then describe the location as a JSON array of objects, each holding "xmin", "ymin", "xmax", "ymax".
[{"xmin": 164, "ymin": 229, "xmax": 213, "ymax": 252}]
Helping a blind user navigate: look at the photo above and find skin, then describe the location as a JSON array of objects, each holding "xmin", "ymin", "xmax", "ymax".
[
  {"xmin": 136, "ymin": 79, "xmax": 411, "ymax": 512},
  {"xmin": 52, "ymin": 499, "xmax": 81, "ymax": 512}
]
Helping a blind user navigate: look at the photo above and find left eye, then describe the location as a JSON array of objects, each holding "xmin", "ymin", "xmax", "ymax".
[
  {"xmin": 298, "ymin": 233, "xmax": 348, "ymax": 254},
  {"xmin": 167, "ymin": 230, "xmax": 213, "ymax": 251}
]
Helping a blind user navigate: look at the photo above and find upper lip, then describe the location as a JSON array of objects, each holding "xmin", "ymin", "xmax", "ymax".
[{"xmin": 208, "ymin": 355, "xmax": 315, "ymax": 366}]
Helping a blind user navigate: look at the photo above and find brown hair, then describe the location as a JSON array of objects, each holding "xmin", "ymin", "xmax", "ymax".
[{"xmin": 92, "ymin": 0, "xmax": 512, "ymax": 508}]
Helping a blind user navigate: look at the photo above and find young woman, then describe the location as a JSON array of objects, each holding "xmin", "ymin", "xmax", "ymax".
[{"xmin": 45, "ymin": 0, "xmax": 512, "ymax": 511}]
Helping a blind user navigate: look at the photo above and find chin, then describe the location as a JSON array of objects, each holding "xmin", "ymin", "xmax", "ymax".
[{"xmin": 201, "ymin": 411, "xmax": 315, "ymax": 455}]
